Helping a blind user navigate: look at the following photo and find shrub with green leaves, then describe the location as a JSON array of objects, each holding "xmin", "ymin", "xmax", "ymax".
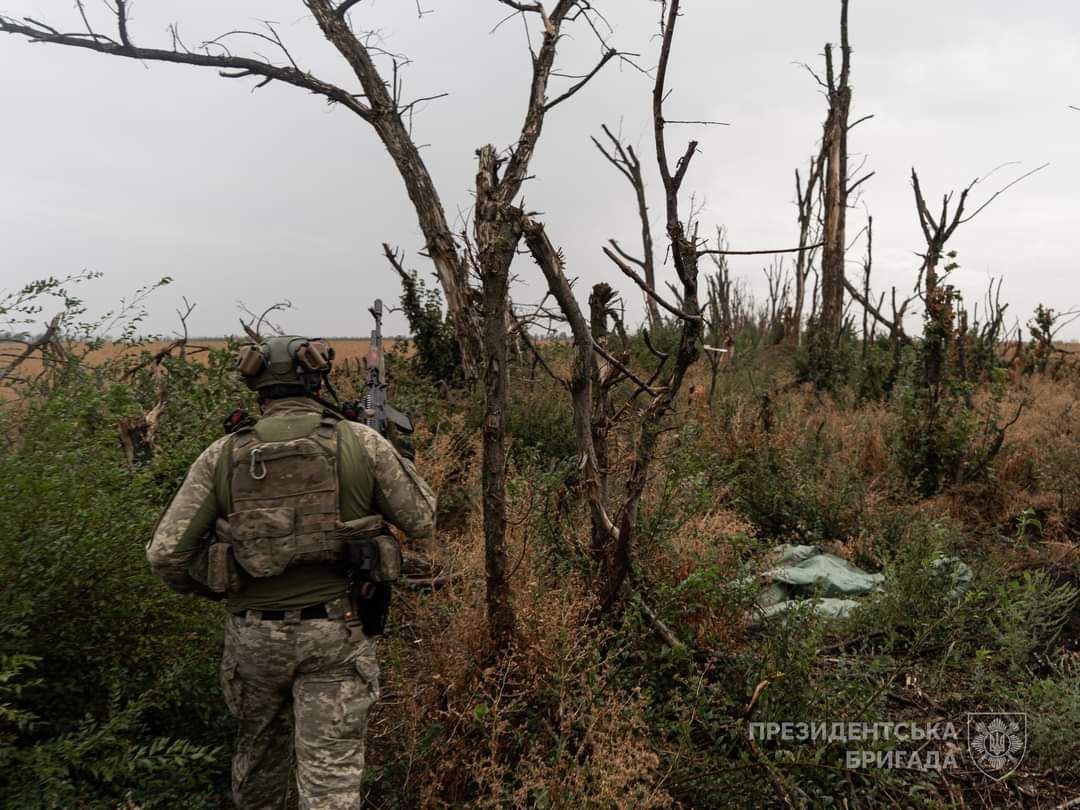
[
  {"xmin": 503, "ymin": 378, "xmax": 578, "ymax": 465},
  {"xmin": 733, "ymin": 431, "xmax": 866, "ymax": 544},
  {"xmin": 392, "ymin": 266, "xmax": 462, "ymax": 385},
  {"xmin": 985, "ymin": 571, "xmax": 1078, "ymax": 676},
  {"xmin": 889, "ymin": 279, "xmax": 1012, "ymax": 496},
  {"xmin": 1020, "ymin": 655, "xmax": 1080, "ymax": 777},
  {"xmin": 0, "ymin": 340, "xmax": 249, "ymax": 806},
  {"xmin": 842, "ymin": 517, "xmax": 970, "ymax": 654}
]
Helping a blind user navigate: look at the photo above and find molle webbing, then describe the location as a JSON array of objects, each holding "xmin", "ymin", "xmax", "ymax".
[{"xmin": 221, "ymin": 414, "xmax": 346, "ymax": 578}]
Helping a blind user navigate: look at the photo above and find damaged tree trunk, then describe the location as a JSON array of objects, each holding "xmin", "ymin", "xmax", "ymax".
[
  {"xmin": 593, "ymin": 126, "xmax": 661, "ymax": 331},
  {"xmin": 475, "ymin": 145, "xmax": 523, "ymax": 650},
  {"xmin": 792, "ymin": 153, "xmax": 824, "ymax": 345},
  {"xmin": 588, "ymin": 283, "xmax": 616, "ymax": 581},
  {"xmin": 523, "ymin": 219, "xmax": 618, "ymax": 580},
  {"xmin": 597, "ymin": 0, "xmax": 703, "ymax": 614},
  {"xmin": 817, "ymin": 0, "xmax": 853, "ymax": 363}
]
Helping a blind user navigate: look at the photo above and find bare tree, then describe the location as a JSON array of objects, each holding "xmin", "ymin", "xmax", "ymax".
[
  {"xmin": 911, "ymin": 162, "xmax": 1048, "ymax": 302},
  {"xmin": 763, "ymin": 258, "xmax": 792, "ymax": 342},
  {"xmin": 527, "ymin": 0, "xmax": 703, "ymax": 622},
  {"xmin": 859, "ymin": 216, "xmax": 874, "ymax": 358},
  {"xmin": 469, "ymin": 1, "xmax": 627, "ymax": 650}
]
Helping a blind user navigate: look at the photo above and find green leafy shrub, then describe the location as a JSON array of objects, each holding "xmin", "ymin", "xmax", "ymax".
[
  {"xmin": 0, "ymin": 340, "xmax": 246, "ymax": 805},
  {"xmin": 890, "ymin": 365, "xmax": 979, "ymax": 496},
  {"xmin": 889, "ymin": 280, "xmax": 1012, "ymax": 496},
  {"xmin": 638, "ymin": 422, "xmax": 727, "ymax": 549},
  {"xmin": 732, "ymin": 432, "xmax": 866, "ymax": 544},
  {"xmin": 392, "ymin": 266, "xmax": 462, "ymax": 385},
  {"xmin": 503, "ymin": 378, "xmax": 577, "ymax": 465},
  {"xmin": 793, "ymin": 320, "xmax": 860, "ymax": 391},
  {"xmin": 985, "ymin": 571, "xmax": 1078, "ymax": 675},
  {"xmin": 1020, "ymin": 655, "xmax": 1080, "ymax": 777},
  {"xmin": 842, "ymin": 517, "xmax": 965, "ymax": 649}
]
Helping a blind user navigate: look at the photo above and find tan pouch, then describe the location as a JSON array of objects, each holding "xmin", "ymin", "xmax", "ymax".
[
  {"xmin": 188, "ymin": 541, "xmax": 244, "ymax": 594},
  {"xmin": 206, "ymin": 542, "xmax": 245, "ymax": 593},
  {"xmin": 339, "ymin": 516, "xmax": 402, "ymax": 583},
  {"xmin": 229, "ymin": 506, "xmax": 296, "ymax": 577}
]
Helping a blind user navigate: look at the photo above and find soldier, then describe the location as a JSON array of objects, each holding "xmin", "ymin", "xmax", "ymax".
[{"xmin": 147, "ymin": 335, "xmax": 435, "ymax": 810}]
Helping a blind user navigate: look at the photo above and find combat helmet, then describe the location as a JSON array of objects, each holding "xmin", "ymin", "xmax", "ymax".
[{"xmin": 236, "ymin": 335, "xmax": 335, "ymax": 399}]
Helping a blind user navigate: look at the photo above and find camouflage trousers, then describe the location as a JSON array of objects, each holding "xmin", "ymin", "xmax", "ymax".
[{"xmin": 221, "ymin": 600, "xmax": 380, "ymax": 810}]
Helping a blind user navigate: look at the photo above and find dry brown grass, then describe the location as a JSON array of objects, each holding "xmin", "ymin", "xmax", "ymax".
[{"xmin": 366, "ymin": 415, "xmax": 674, "ymax": 808}]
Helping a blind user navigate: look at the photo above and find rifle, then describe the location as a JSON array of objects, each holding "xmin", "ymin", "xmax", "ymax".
[
  {"xmin": 360, "ymin": 299, "xmax": 414, "ymax": 441},
  {"xmin": 335, "ymin": 299, "xmax": 414, "ymax": 451},
  {"xmin": 345, "ymin": 299, "xmax": 415, "ymax": 639}
]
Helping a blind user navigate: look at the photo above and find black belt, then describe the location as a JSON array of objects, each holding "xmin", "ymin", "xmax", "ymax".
[{"xmin": 235, "ymin": 604, "xmax": 329, "ymax": 621}]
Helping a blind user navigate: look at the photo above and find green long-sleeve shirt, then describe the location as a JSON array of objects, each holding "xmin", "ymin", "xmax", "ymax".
[{"xmin": 147, "ymin": 397, "xmax": 436, "ymax": 611}]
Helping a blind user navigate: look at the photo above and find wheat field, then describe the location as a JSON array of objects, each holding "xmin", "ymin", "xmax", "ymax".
[{"xmin": 0, "ymin": 338, "xmax": 407, "ymax": 400}]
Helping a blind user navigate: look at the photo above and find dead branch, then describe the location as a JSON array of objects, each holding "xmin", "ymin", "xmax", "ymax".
[
  {"xmin": 908, "ymin": 162, "xmax": 1049, "ymax": 301},
  {"xmin": 958, "ymin": 162, "xmax": 1050, "ymax": 225},
  {"xmin": 0, "ymin": 14, "xmax": 372, "ymax": 117},
  {"xmin": 511, "ymin": 310, "xmax": 567, "ymax": 387},
  {"xmin": 0, "ymin": 313, "xmax": 62, "ymax": 385},
  {"xmin": 632, "ymin": 590, "xmax": 686, "ymax": 650},
  {"xmin": 699, "ymin": 243, "xmax": 824, "ymax": 257},
  {"xmin": 593, "ymin": 124, "xmax": 659, "ymax": 328},
  {"xmin": 591, "ymin": 339, "xmax": 660, "ymax": 397},
  {"xmin": 238, "ymin": 300, "xmax": 292, "ymax": 341},
  {"xmin": 545, "ymin": 47, "xmax": 618, "ymax": 111},
  {"xmin": 603, "ymin": 244, "xmax": 698, "ymax": 322},
  {"xmin": 966, "ymin": 400, "xmax": 1025, "ymax": 483},
  {"xmin": 497, "ymin": 0, "xmax": 616, "ymax": 204},
  {"xmin": 335, "ymin": 0, "xmax": 366, "ymax": 19},
  {"xmin": 792, "ymin": 146, "xmax": 826, "ymax": 343}
]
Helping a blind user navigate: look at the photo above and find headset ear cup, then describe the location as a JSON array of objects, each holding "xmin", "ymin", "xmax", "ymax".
[
  {"xmin": 312, "ymin": 341, "xmax": 332, "ymax": 368},
  {"xmin": 237, "ymin": 344, "xmax": 266, "ymax": 377},
  {"xmin": 296, "ymin": 341, "xmax": 330, "ymax": 372}
]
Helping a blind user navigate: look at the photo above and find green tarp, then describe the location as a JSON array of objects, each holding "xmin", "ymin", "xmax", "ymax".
[{"xmin": 751, "ymin": 544, "xmax": 972, "ymax": 622}]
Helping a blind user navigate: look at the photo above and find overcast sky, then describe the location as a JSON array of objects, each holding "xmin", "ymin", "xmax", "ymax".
[{"xmin": 1, "ymin": 1, "xmax": 1077, "ymax": 339}]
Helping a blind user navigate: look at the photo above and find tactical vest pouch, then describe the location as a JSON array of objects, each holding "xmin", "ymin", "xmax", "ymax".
[
  {"xmin": 229, "ymin": 506, "xmax": 297, "ymax": 577},
  {"xmin": 207, "ymin": 542, "xmax": 245, "ymax": 593},
  {"xmin": 188, "ymin": 537, "xmax": 245, "ymax": 595},
  {"xmin": 340, "ymin": 516, "xmax": 402, "ymax": 583}
]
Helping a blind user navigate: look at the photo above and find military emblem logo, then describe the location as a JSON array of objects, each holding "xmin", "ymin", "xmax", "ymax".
[{"xmin": 967, "ymin": 713, "xmax": 1026, "ymax": 779}]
